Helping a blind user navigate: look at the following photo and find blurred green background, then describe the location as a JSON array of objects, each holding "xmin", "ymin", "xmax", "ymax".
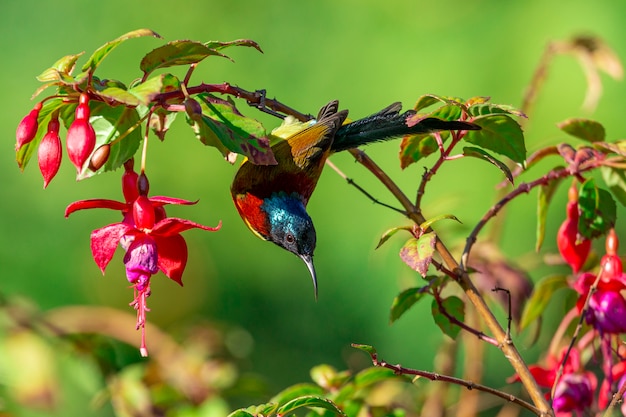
[{"xmin": 2, "ymin": 0, "xmax": 626, "ymax": 415}]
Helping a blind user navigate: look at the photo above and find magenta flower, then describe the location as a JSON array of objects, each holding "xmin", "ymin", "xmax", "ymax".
[
  {"xmin": 552, "ymin": 373, "xmax": 594, "ymax": 415},
  {"xmin": 65, "ymin": 163, "xmax": 221, "ymax": 355}
]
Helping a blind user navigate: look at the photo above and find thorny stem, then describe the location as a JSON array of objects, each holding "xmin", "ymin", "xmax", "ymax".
[
  {"xmin": 604, "ymin": 375, "xmax": 626, "ymax": 417},
  {"xmin": 356, "ymin": 345, "xmax": 542, "ymax": 416}
]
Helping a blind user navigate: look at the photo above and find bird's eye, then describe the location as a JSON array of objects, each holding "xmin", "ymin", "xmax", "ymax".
[{"xmin": 285, "ymin": 233, "xmax": 295, "ymax": 244}]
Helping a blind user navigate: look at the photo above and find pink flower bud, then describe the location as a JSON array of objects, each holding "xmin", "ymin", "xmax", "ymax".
[
  {"xmin": 66, "ymin": 101, "xmax": 96, "ymax": 173},
  {"xmin": 37, "ymin": 117, "xmax": 62, "ymax": 188},
  {"xmin": 16, "ymin": 102, "xmax": 43, "ymax": 151}
]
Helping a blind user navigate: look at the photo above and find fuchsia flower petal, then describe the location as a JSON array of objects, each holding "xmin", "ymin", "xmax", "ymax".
[
  {"xmin": 154, "ymin": 234, "xmax": 188, "ymax": 285},
  {"xmin": 152, "ymin": 217, "xmax": 222, "ymax": 236},
  {"xmin": 65, "ymin": 199, "xmax": 129, "ymax": 217},
  {"xmin": 149, "ymin": 196, "xmax": 198, "ymax": 206},
  {"xmin": 91, "ymin": 223, "xmax": 133, "ymax": 273}
]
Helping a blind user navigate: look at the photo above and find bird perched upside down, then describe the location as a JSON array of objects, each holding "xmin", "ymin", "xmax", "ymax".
[{"xmin": 231, "ymin": 101, "xmax": 479, "ymax": 298}]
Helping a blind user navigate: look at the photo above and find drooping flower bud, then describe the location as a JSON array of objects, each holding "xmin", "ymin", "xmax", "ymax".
[
  {"xmin": 88, "ymin": 144, "xmax": 110, "ymax": 172},
  {"xmin": 16, "ymin": 102, "xmax": 43, "ymax": 151},
  {"xmin": 122, "ymin": 160, "xmax": 139, "ymax": 204},
  {"xmin": 137, "ymin": 172, "xmax": 150, "ymax": 196},
  {"xmin": 557, "ymin": 184, "xmax": 591, "ymax": 273},
  {"xmin": 37, "ymin": 117, "xmax": 62, "ymax": 188},
  {"xmin": 66, "ymin": 93, "xmax": 96, "ymax": 173},
  {"xmin": 133, "ymin": 195, "xmax": 155, "ymax": 231}
]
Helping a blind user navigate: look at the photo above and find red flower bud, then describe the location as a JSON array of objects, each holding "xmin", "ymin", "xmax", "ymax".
[
  {"xmin": 37, "ymin": 117, "xmax": 62, "ymax": 188},
  {"xmin": 557, "ymin": 185, "xmax": 591, "ymax": 273},
  {"xmin": 16, "ymin": 102, "xmax": 43, "ymax": 151},
  {"xmin": 122, "ymin": 162, "xmax": 140, "ymax": 203},
  {"xmin": 133, "ymin": 195, "xmax": 155, "ymax": 230},
  {"xmin": 66, "ymin": 98, "xmax": 96, "ymax": 173}
]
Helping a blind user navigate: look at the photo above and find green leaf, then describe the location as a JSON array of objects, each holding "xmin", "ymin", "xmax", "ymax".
[
  {"xmin": 557, "ymin": 118, "xmax": 606, "ymax": 142},
  {"xmin": 399, "ymin": 232, "xmax": 437, "ymax": 277},
  {"xmin": 276, "ymin": 396, "xmax": 346, "ymax": 416},
  {"xmin": 432, "ymin": 296, "xmax": 464, "ymax": 340},
  {"xmin": 399, "ymin": 132, "xmax": 449, "ymax": 169},
  {"xmin": 353, "ymin": 367, "xmax": 401, "ymax": 388},
  {"xmin": 270, "ymin": 383, "xmax": 325, "ymax": 405},
  {"xmin": 467, "ymin": 103, "xmax": 526, "ymax": 118},
  {"xmin": 463, "ymin": 146, "xmax": 514, "ymax": 184},
  {"xmin": 519, "ymin": 275, "xmax": 569, "ymax": 331},
  {"xmin": 128, "ymin": 73, "xmax": 181, "ymax": 106},
  {"xmin": 36, "ymin": 52, "xmax": 84, "ymax": 82},
  {"xmin": 351, "ymin": 344, "xmax": 376, "ymax": 356},
  {"xmin": 191, "ymin": 96, "xmax": 275, "ymax": 165},
  {"xmin": 205, "ymin": 39, "xmax": 263, "ymax": 53},
  {"xmin": 578, "ymin": 178, "xmax": 617, "ymax": 239},
  {"xmin": 226, "ymin": 411, "xmax": 255, "ymax": 417},
  {"xmin": 97, "ymin": 87, "xmax": 141, "ymax": 107},
  {"xmin": 412, "ymin": 94, "xmax": 463, "ymax": 112},
  {"xmin": 601, "ymin": 166, "xmax": 626, "ymax": 207},
  {"xmin": 376, "ymin": 226, "xmax": 412, "ymax": 249},
  {"xmin": 419, "ymin": 214, "xmax": 461, "ymax": 231},
  {"xmin": 140, "ymin": 40, "xmax": 228, "ymax": 76},
  {"xmin": 465, "ymin": 114, "xmax": 526, "ymax": 165},
  {"xmin": 536, "ymin": 176, "xmax": 564, "ymax": 251},
  {"xmin": 16, "ymin": 98, "xmax": 67, "ymax": 171},
  {"xmin": 310, "ymin": 365, "xmax": 351, "ymax": 390},
  {"xmin": 82, "ymin": 29, "xmax": 161, "ymax": 73},
  {"xmin": 76, "ymin": 103, "xmax": 142, "ymax": 179},
  {"xmin": 390, "ymin": 287, "xmax": 428, "ymax": 323},
  {"xmin": 429, "ymin": 104, "xmax": 462, "ymax": 121}
]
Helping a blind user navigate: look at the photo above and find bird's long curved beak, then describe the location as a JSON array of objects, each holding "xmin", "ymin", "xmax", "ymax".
[{"xmin": 299, "ymin": 254, "xmax": 318, "ymax": 300}]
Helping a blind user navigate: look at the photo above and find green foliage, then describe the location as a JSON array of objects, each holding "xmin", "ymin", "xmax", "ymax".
[
  {"xmin": 519, "ymin": 275, "xmax": 571, "ymax": 331},
  {"xmin": 557, "ymin": 118, "xmax": 606, "ymax": 142},
  {"xmin": 578, "ymin": 178, "xmax": 617, "ymax": 239},
  {"xmin": 431, "ymin": 296, "xmax": 465, "ymax": 340}
]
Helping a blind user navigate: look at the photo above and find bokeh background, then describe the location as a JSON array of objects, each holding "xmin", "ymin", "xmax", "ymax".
[{"xmin": 2, "ymin": 1, "xmax": 626, "ymax": 415}]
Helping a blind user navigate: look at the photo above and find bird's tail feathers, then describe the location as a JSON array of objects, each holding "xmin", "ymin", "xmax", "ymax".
[{"xmin": 332, "ymin": 104, "xmax": 480, "ymax": 152}]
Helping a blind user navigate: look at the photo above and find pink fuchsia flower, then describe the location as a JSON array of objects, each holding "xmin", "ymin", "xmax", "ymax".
[
  {"xmin": 65, "ymin": 165, "xmax": 220, "ymax": 355},
  {"xmin": 557, "ymin": 184, "xmax": 590, "ymax": 273},
  {"xmin": 552, "ymin": 372, "xmax": 595, "ymax": 415}
]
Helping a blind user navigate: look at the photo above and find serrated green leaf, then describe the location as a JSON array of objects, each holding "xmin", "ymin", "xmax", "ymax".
[
  {"xmin": 463, "ymin": 146, "xmax": 514, "ymax": 184},
  {"xmin": 74, "ymin": 102, "xmax": 141, "ymax": 179},
  {"xmin": 36, "ymin": 52, "xmax": 84, "ymax": 82},
  {"xmin": 578, "ymin": 178, "xmax": 617, "ymax": 239},
  {"xmin": 467, "ymin": 103, "xmax": 526, "ymax": 118},
  {"xmin": 536, "ymin": 177, "xmax": 564, "ymax": 251},
  {"xmin": 192, "ymin": 95, "xmax": 275, "ymax": 165},
  {"xmin": 429, "ymin": 104, "xmax": 462, "ymax": 121},
  {"xmin": 399, "ymin": 132, "xmax": 449, "ymax": 169},
  {"xmin": 82, "ymin": 29, "xmax": 161, "ymax": 73},
  {"xmin": 602, "ymin": 166, "xmax": 626, "ymax": 206},
  {"xmin": 432, "ymin": 296, "xmax": 464, "ymax": 340},
  {"xmin": 557, "ymin": 118, "xmax": 605, "ymax": 142},
  {"xmin": 465, "ymin": 114, "xmax": 526, "ymax": 164},
  {"xmin": 141, "ymin": 40, "xmax": 228, "ymax": 76},
  {"xmin": 205, "ymin": 39, "xmax": 263, "ymax": 53},
  {"xmin": 277, "ymin": 396, "xmax": 345, "ymax": 416},
  {"xmin": 390, "ymin": 287, "xmax": 428, "ymax": 323},
  {"xmin": 97, "ymin": 87, "xmax": 141, "ymax": 107},
  {"xmin": 412, "ymin": 94, "xmax": 463, "ymax": 112},
  {"xmin": 519, "ymin": 275, "xmax": 569, "ymax": 331},
  {"xmin": 16, "ymin": 98, "xmax": 67, "ymax": 171},
  {"xmin": 399, "ymin": 232, "xmax": 436, "ymax": 277},
  {"xmin": 226, "ymin": 411, "xmax": 255, "ymax": 417},
  {"xmin": 128, "ymin": 73, "xmax": 181, "ymax": 106},
  {"xmin": 376, "ymin": 226, "xmax": 412, "ymax": 249},
  {"xmin": 465, "ymin": 96, "xmax": 491, "ymax": 107}
]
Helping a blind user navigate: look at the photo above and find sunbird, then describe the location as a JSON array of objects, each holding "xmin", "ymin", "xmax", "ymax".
[{"xmin": 231, "ymin": 101, "xmax": 479, "ymax": 298}]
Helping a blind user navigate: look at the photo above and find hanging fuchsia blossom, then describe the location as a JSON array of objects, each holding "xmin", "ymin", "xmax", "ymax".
[{"xmin": 65, "ymin": 160, "xmax": 221, "ymax": 355}]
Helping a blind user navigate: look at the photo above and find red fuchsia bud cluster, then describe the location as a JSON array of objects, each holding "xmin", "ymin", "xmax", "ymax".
[
  {"xmin": 66, "ymin": 93, "xmax": 96, "ymax": 173},
  {"xmin": 65, "ymin": 160, "xmax": 221, "ymax": 356},
  {"xmin": 16, "ymin": 93, "xmax": 104, "ymax": 187},
  {"xmin": 557, "ymin": 184, "xmax": 591, "ymax": 273}
]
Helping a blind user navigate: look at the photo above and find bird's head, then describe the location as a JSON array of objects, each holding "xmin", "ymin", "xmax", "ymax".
[{"xmin": 261, "ymin": 193, "xmax": 318, "ymax": 298}]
